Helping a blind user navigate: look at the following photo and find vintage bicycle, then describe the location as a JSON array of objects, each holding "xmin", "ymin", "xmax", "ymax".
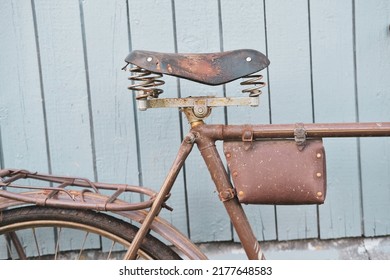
[{"xmin": 0, "ymin": 49, "xmax": 389, "ymax": 260}]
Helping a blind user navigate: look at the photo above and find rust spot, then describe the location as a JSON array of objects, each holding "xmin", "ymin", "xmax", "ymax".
[{"xmin": 167, "ymin": 64, "xmax": 173, "ymax": 74}]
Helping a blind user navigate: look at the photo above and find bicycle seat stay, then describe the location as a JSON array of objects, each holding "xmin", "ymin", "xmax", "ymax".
[{"xmin": 125, "ymin": 49, "xmax": 270, "ymax": 86}]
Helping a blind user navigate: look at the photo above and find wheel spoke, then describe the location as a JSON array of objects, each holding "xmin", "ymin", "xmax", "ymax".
[
  {"xmin": 106, "ymin": 240, "xmax": 116, "ymax": 260},
  {"xmin": 54, "ymin": 227, "xmax": 62, "ymax": 260},
  {"xmin": 0, "ymin": 207, "xmax": 179, "ymax": 260},
  {"xmin": 32, "ymin": 228, "xmax": 41, "ymax": 258},
  {"xmin": 77, "ymin": 231, "xmax": 89, "ymax": 260},
  {"xmin": 6, "ymin": 232, "xmax": 27, "ymax": 259}
]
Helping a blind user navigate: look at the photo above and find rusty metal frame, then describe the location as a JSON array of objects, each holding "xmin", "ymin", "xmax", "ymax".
[
  {"xmin": 187, "ymin": 121, "xmax": 390, "ymax": 259},
  {"xmin": 0, "ymin": 169, "xmax": 167, "ymax": 211},
  {"xmin": 0, "ymin": 193, "xmax": 207, "ymax": 260},
  {"xmin": 1, "ymin": 120, "xmax": 390, "ymax": 260},
  {"xmin": 2, "ymin": 46, "xmax": 389, "ymax": 259},
  {"xmin": 123, "ymin": 133, "xmax": 195, "ymax": 259}
]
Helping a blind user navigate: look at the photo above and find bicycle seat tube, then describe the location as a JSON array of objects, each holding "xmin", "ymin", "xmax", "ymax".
[{"xmin": 188, "ymin": 118, "xmax": 265, "ymax": 260}]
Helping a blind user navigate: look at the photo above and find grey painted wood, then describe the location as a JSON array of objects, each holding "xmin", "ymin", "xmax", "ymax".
[
  {"xmin": 355, "ymin": 0, "xmax": 390, "ymax": 237},
  {"xmin": 33, "ymin": 0, "xmax": 95, "ymax": 178},
  {"xmin": 33, "ymin": 0, "xmax": 98, "ymax": 251},
  {"xmin": 220, "ymin": 0, "xmax": 277, "ymax": 242},
  {"xmin": 0, "ymin": 0, "xmax": 390, "ymax": 251},
  {"xmin": 265, "ymin": 0, "xmax": 318, "ymax": 241},
  {"xmin": 0, "ymin": 1, "xmax": 49, "ymax": 173},
  {"xmin": 81, "ymin": 0, "xmax": 140, "ymax": 252},
  {"xmin": 174, "ymin": 0, "xmax": 231, "ymax": 242},
  {"xmin": 0, "ymin": 0, "xmax": 52, "ymax": 258},
  {"xmin": 127, "ymin": 0, "xmax": 188, "ymax": 236},
  {"xmin": 310, "ymin": 0, "xmax": 362, "ymax": 238},
  {"xmin": 82, "ymin": 0, "xmax": 139, "ymax": 186}
]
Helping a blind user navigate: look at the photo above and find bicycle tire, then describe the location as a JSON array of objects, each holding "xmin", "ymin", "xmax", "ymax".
[{"xmin": 0, "ymin": 206, "xmax": 181, "ymax": 260}]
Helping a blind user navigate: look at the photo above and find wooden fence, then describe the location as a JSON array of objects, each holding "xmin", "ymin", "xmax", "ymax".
[{"xmin": 0, "ymin": 0, "xmax": 389, "ymax": 251}]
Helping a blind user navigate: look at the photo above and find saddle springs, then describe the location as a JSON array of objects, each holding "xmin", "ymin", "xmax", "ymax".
[
  {"xmin": 123, "ymin": 64, "xmax": 266, "ymax": 100},
  {"xmin": 122, "ymin": 49, "xmax": 270, "ymax": 101}
]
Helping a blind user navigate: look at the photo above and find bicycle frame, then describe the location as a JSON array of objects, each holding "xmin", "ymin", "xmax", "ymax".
[
  {"xmin": 2, "ymin": 45, "xmax": 390, "ymax": 260},
  {"xmin": 1, "ymin": 106, "xmax": 390, "ymax": 260},
  {"xmin": 122, "ymin": 111, "xmax": 390, "ymax": 260}
]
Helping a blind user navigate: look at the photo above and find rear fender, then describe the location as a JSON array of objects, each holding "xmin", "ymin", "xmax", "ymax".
[{"xmin": 0, "ymin": 192, "xmax": 207, "ymax": 260}]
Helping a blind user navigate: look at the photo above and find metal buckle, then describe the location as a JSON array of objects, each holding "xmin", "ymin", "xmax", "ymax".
[{"xmin": 294, "ymin": 123, "xmax": 307, "ymax": 150}]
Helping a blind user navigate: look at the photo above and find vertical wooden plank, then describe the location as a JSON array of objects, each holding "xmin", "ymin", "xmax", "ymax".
[
  {"xmin": 128, "ymin": 0, "xmax": 188, "ymax": 235},
  {"xmin": 220, "ymin": 0, "xmax": 277, "ymax": 242},
  {"xmin": 81, "ymin": 1, "xmax": 138, "ymax": 186},
  {"xmin": 0, "ymin": 0, "xmax": 51, "ymax": 258},
  {"xmin": 33, "ymin": 0, "xmax": 98, "ymax": 251},
  {"xmin": 81, "ymin": 0, "xmax": 138, "ymax": 252},
  {"xmin": 0, "ymin": 0, "xmax": 49, "ymax": 172},
  {"xmin": 265, "ymin": 0, "xmax": 318, "ymax": 240},
  {"xmin": 310, "ymin": 0, "xmax": 362, "ymax": 238},
  {"xmin": 355, "ymin": 0, "xmax": 390, "ymax": 237},
  {"xmin": 34, "ymin": 0, "xmax": 94, "ymax": 178},
  {"xmin": 174, "ymin": 0, "xmax": 231, "ymax": 242}
]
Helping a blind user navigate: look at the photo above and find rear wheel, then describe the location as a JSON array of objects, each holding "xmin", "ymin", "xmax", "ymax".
[{"xmin": 0, "ymin": 206, "xmax": 181, "ymax": 260}]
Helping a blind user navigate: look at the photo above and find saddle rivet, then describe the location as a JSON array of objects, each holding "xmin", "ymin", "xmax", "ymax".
[
  {"xmin": 147, "ymin": 57, "xmax": 153, "ymax": 62},
  {"xmin": 316, "ymin": 153, "xmax": 322, "ymax": 158},
  {"xmin": 246, "ymin": 56, "xmax": 252, "ymax": 62},
  {"xmin": 316, "ymin": 172, "xmax": 322, "ymax": 178}
]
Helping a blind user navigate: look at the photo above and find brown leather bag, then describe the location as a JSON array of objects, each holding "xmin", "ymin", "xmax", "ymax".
[{"xmin": 223, "ymin": 139, "xmax": 326, "ymax": 205}]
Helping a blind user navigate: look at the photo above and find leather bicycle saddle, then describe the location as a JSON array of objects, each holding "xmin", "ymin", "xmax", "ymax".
[{"xmin": 125, "ymin": 49, "xmax": 270, "ymax": 86}]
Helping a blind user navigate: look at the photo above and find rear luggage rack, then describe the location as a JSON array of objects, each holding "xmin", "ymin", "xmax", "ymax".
[{"xmin": 0, "ymin": 169, "xmax": 171, "ymax": 212}]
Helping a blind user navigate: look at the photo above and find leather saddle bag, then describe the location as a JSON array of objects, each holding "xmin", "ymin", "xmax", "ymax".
[{"xmin": 223, "ymin": 139, "xmax": 327, "ymax": 205}]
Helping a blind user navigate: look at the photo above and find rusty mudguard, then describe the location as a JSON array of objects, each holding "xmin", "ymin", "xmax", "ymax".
[{"xmin": 223, "ymin": 139, "xmax": 327, "ymax": 205}]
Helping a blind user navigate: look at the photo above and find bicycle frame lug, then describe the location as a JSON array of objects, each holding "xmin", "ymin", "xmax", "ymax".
[
  {"xmin": 184, "ymin": 132, "xmax": 198, "ymax": 144},
  {"xmin": 181, "ymin": 107, "xmax": 211, "ymax": 124},
  {"xmin": 193, "ymin": 99, "xmax": 211, "ymax": 118}
]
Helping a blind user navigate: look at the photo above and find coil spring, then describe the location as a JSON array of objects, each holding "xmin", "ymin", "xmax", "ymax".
[
  {"xmin": 124, "ymin": 65, "xmax": 165, "ymax": 99},
  {"xmin": 240, "ymin": 74, "xmax": 266, "ymax": 97}
]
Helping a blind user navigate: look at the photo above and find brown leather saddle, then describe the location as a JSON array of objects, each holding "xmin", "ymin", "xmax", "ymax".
[{"xmin": 125, "ymin": 49, "xmax": 270, "ymax": 86}]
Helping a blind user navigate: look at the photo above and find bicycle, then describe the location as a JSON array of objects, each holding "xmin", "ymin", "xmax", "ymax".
[{"xmin": 0, "ymin": 49, "xmax": 389, "ymax": 260}]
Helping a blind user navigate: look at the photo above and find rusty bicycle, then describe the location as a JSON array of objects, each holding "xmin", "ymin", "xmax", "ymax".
[{"xmin": 1, "ymin": 49, "xmax": 389, "ymax": 260}]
